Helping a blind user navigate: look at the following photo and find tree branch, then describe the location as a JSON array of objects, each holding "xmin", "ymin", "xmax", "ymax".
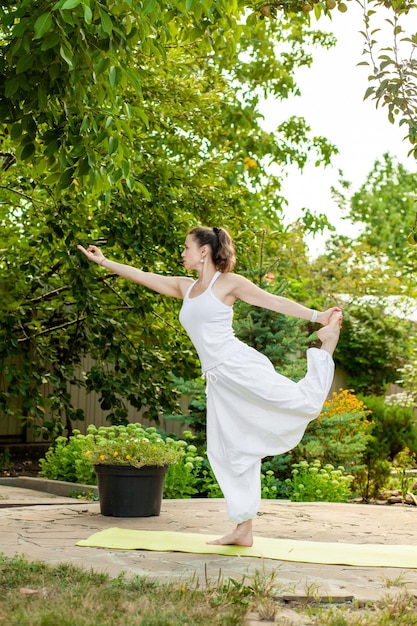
[{"xmin": 17, "ymin": 316, "xmax": 87, "ymax": 342}]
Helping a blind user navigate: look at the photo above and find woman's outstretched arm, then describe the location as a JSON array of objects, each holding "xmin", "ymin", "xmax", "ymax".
[
  {"xmin": 228, "ymin": 273, "xmax": 341, "ymax": 326},
  {"xmin": 77, "ymin": 244, "xmax": 191, "ymax": 299}
]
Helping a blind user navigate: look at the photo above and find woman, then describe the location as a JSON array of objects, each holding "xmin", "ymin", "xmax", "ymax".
[{"xmin": 78, "ymin": 226, "xmax": 342, "ymax": 546}]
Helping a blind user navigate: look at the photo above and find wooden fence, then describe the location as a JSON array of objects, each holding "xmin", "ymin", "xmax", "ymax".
[
  {"xmin": 0, "ymin": 358, "xmax": 348, "ymax": 443},
  {"xmin": 0, "ymin": 354, "xmax": 185, "ymax": 443}
]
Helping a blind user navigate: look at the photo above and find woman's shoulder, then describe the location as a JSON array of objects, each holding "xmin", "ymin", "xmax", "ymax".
[
  {"xmin": 177, "ymin": 276, "xmax": 195, "ymax": 291},
  {"xmin": 214, "ymin": 272, "xmax": 248, "ymax": 305},
  {"xmin": 220, "ymin": 272, "xmax": 248, "ymax": 287}
]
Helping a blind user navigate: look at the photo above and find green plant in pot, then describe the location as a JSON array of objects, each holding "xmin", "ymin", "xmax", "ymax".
[{"xmin": 84, "ymin": 423, "xmax": 183, "ymax": 517}]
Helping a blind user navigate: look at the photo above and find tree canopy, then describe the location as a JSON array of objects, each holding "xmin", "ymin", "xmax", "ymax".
[
  {"xmin": 0, "ymin": 1, "xmax": 339, "ymax": 436},
  {"xmin": 1, "ymin": 0, "xmax": 417, "ymax": 437},
  {"xmin": 310, "ymin": 154, "xmax": 417, "ymax": 394}
]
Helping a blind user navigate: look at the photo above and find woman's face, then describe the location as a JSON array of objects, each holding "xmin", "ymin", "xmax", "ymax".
[{"xmin": 181, "ymin": 235, "xmax": 204, "ymax": 270}]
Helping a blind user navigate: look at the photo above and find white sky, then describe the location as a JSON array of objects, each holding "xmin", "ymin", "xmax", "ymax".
[{"xmin": 258, "ymin": 5, "xmax": 416, "ymax": 256}]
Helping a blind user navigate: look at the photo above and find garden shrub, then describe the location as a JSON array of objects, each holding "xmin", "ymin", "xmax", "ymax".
[
  {"xmin": 353, "ymin": 458, "xmax": 392, "ymax": 501},
  {"xmin": 294, "ymin": 389, "xmax": 373, "ymax": 474},
  {"xmin": 261, "ymin": 453, "xmax": 291, "ymax": 498},
  {"xmin": 38, "ymin": 427, "xmax": 224, "ymax": 500},
  {"xmin": 199, "ymin": 462, "xmax": 223, "ymax": 498},
  {"xmin": 39, "ymin": 427, "xmax": 202, "ymax": 498},
  {"xmin": 392, "ymin": 447, "xmax": 417, "ymax": 502},
  {"xmin": 350, "ymin": 396, "xmax": 417, "ymax": 500},
  {"xmin": 39, "ymin": 435, "xmax": 96, "ymax": 485},
  {"xmin": 359, "ymin": 395, "xmax": 417, "ymax": 461},
  {"xmin": 261, "ymin": 469, "xmax": 279, "ymax": 499},
  {"xmin": 163, "ymin": 442, "xmax": 205, "ymax": 499},
  {"xmin": 285, "ymin": 460, "xmax": 354, "ymax": 502}
]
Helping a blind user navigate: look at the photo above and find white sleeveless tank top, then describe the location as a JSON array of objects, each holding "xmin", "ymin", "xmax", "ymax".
[{"xmin": 179, "ymin": 271, "xmax": 246, "ymax": 372}]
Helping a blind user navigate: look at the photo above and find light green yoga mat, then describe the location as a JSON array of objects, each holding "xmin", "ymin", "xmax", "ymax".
[{"xmin": 77, "ymin": 528, "xmax": 417, "ymax": 568}]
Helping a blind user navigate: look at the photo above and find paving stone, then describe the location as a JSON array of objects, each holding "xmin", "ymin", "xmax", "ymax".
[{"xmin": 0, "ymin": 482, "xmax": 416, "ymax": 604}]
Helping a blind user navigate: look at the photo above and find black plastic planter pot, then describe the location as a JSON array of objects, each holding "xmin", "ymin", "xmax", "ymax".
[{"xmin": 94, "ymin": 464, "xmax": 168, "ymax": 517}]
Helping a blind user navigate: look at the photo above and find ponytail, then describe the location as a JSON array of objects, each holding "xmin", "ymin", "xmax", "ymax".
[{"xmin": 188, "ymin": 226, "xmax": 236, "ymax": 272}]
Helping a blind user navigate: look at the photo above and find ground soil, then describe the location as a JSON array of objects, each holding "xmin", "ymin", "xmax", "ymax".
[{"xmin": 0, "ymin": 443, "xmax": 49, "ymax": 478}]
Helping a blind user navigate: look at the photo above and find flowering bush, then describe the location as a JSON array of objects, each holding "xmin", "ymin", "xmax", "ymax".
[
  {"xmin": 83, "ymin": 424, "xmax": 182, "ymax": 468},
  {"xmin": 285, "ymin": 460, "xmax": 354, "ymax": 502},
  {"xmin": 295, "ymin": 389, "xmax": 373, "ymax": 473},
  {"xmin": 39, "ymin": 431, "xmax": 95, "ymax": 484},
  {"xmin": 163, "ymin": 435, "xmax": 205, "ymax": 499},
  {"xmin": 39, "ymin": 423, "xmax": 183, "ymax": 485}
]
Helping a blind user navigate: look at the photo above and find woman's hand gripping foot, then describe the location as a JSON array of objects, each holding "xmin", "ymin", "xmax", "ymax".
[{"xmin": 317, "ymin": 311, "xmax": 343, "ymax": 356}]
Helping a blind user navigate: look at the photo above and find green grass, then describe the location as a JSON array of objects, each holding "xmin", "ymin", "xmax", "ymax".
[
  {"xmin": 1, "ymin": 554, "xmax": 417, "ymax": 625},
  {"xmin": 305, "ymin": 592, "xmax": 417, "ymax": 625},
  {"xmin": 0, "ymin": 554, "xmax": 251, "ymax": 625}
]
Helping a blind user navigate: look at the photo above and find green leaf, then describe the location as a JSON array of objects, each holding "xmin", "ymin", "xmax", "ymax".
[
  {"xmin": 10, "ymin": 123, "xmax": 22, "ymax": 140},
  {"xmin": 5, "ymin": 77, "xmax": 20, "ymax": 97},
  {"xmin": 80, "ymin": 115, "xmax": 90, "ymax": 132},
  {"xmin": 37, "ymin": 84, "xmax": 47, "ymax": 110},
  {"xmin": 135, "ymin": 107, "xmax": 149, "ymax": 128},
  {"xmin": 99, "ymin": 8, "xmax": 113, "ymax": 35},
  {"xmin": 59, "ymin": 168, "xmax": 75, "ymax": 189},
  {"xmin": 41, "ymin": 32, "xmax": 61, "ymax": 51},
  {"xmin": 363, "ymin": 86, "xmax": 375, "ymax": 101},
  {"xmin": 83, "ymin": 4, "xmax": 93, "ymax": 24},
  {"xmin": 121, "ymin": 159, "xmax": 130, "ymax": 177},
  {"xmin": 44, "ymin": 139, "xmax": 59, "ymax": 157},
  {"xmin": 142, "ymin": 0, "xmax": 157, "ymax": 16},
  {"xmin": 108, "ymin": 135, "xmax": 119, "ymax": 155},
  {"xmin": 122, "ymin": 66, "xmax": 142, "ymax": 95},
  {"xmin": 16, "ymin": 54, "xmax": 33, "ymax": 74},
  {"xmin": 61, "ymin": 0, "xmax": 82, "ymax": 9},
  {"xmin": 126, "ymin": 175, "xmax": 135, "ymax": 190},
  {"xmin": 136, "ymin": 181, "xmax": 151, "ymax": 201},
  {"xmin": 94, "ymin": 57, "xmax": 110, "ymax": 75},
  {"xmin": 20, "ymin": 143, "xmax": 36, "ymax": 160},
  {"xmin": 109, "ymin": 65, "xmax": 122, "ymax": 89},
  {"xmin": 43, "ymin": 171, "xmax": 62, "ymax": 185},
  {"xmin": 59, "ymin": 44, "xmax": 74, "ymax": 68},
  {"xmin": 34, "ymin": 13, "xmax": 53, "ymax": 39},
  {"xmin": 313, "ymin": 3, "xmax": 322, "ymax": 19},
  {"xmin": 407, "ymin": 231, "xmax": 417, "ymax": 245}
]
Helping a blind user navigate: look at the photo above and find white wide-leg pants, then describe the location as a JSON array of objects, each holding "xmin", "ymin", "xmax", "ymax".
[{"xmin": 205, "ymin": 346, "xmax": 335, "ymax": 524}]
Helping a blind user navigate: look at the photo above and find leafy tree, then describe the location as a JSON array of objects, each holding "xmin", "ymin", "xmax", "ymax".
[
  {"xmin": 309, "ymin": 155, "xmax": 417, "ymax": 395},
  {"xmin": 359, "ymin": 394, "xmax": 417, "ymax": 461},
  {"xmin": 234, "ymin": 229, "xmax": 313, "ymax": 380},
  {"xmin": 312, "ymin": 237, "xmax": 409, "ymax": 299},
  {"xmin": 311, "ymin": 244, "xmax": 415, "ymax": 398},
  {"xmin": 354, "ymin": 394, "xmax": 417, "ymax": 500},
  {"xmin": 0, "ymin": 0, "xmax": 242, "ymax": 196},
  {"xmin": 256, "ymin": 0, "xmax": 417, "ymax": 155},
  {"xmin": 386, "ymin": 345, "xmax": 417, "ymax": 410},
  {"xmin": 0, "ymin": 0, "xmax": 337, "ymax": 197},
  {"xmin": 332, "ymin": 154, "xmax": 417, "ymax": 270},
  {"xmin": 331, "ymin": 302, "xmax": 415, "ymax": 394},
  {"xmin": 359, "ymin": 0, "xmax": 417, "ymax": 158},
  {"xmin": 0, "ymin": 4, "xmax": 340, "ymax": 438}
]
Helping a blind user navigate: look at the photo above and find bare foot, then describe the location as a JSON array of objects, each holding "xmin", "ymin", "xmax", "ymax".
[
  {"xmin": 206, "ymin": 519, "xmax": 253, "ymax": 546},
  {"xmin": 317, "ymin": 311, "xmax": 342, "ymax": 356}
]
